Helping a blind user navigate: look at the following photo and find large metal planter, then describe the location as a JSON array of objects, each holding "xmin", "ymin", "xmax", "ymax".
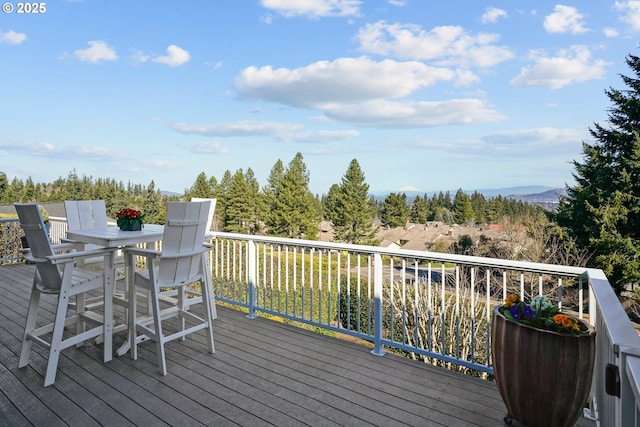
[{"xmin": 491, "ymin": 306, "xmax": 596, "ymax": 427}]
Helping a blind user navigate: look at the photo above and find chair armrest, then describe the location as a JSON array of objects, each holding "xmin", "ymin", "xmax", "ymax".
[
  {"xmin": 158, "ymin": 246, "xmax": 209, "ymax": 260},
  {"xmin": 124, "ymin": 247, "xmax": 161, "ymax": 258},
  {"xmin": 21, "ymin": 242, "xmax": 86, "ymax": 262},
  {"xmin": 46, "ymin": 247, "xmax": 115, "ymax": 265},
  {"xmin": 21, "ymin": 249, "xmax": 38, "ymax": 263},
  {"xmin": 51, "ymin": 242, "xmax": 85, "ymax": 253}
]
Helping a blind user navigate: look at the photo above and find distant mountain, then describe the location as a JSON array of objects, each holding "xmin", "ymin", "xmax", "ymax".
[
  {"xmin": 473, "ymin": 185, "xmax": 558, "ymax": 198},
  {"xmin": 506, "ymin": 188, "xmax": 566, "ymax": 210},
  {"xmin": 374, "ymin": 185, "xmax": 563, "ymax": 201}
]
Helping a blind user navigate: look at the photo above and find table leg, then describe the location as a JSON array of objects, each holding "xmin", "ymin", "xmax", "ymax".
[{"xmin": 103, "ymin": 252, "xmax": 114, "ymax": 362}]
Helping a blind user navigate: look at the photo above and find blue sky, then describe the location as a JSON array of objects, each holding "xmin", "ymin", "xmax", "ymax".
[{"xmin": 0, "ymin": 1, "xmax": 638, "ymax": 196}]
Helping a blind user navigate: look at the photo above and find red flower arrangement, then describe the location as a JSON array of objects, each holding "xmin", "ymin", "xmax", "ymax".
[{"xmin": 116, "ymin": 207, "xmax": 145, "ymax": 230}]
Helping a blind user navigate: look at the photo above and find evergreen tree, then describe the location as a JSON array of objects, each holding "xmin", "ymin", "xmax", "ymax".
[
  {"xmin": 215, "ymin": 170, "xmax": 233, "ymax": 231},
  {"xmin": 409, "ymin": 194, "xmax": 429, "ymax": 224},
  {"xmin": 6, "ymin": 177, "xmax": 24, "ymax": 203},
  {"xmin": 264, "ymin": 153, "xmax": 319, "ymax": 238},
  {"xmin": 264, "ymin": 159, "xmax": 284, "ymax": 229},
  {"xmin": 188, "ymin": 172, "xmax": 215, "ymax": 198},
  {"xmin": 222, "ymin": 169, "xmax": 260, "ymax": 233},
  {"xmin": 453, "ymin": 189, "xmax": 474, "ymax": 225},
  {"xmin": 381, "ymin": 192, "xmax": 409, "ymax": 228},
  {"xmin": 557, "ymin": 52, "xmax": 640, "ymax": 293},
  {"xmin": 63, "ymin": 170, "xmax": 84, "ymax": 200},
  {"xmin": 470, "ymin": 191, "xmax": 487, "ymax": 223},
  {"xmin": 141, "ymin": 180, "xmax": 164, "ymax": 224},
  {"xmin": 0, "ymin": 172, "xmax": 8, "ymax": 203},
  {"xmin": 244, "ymin": 168, "xmax": 263, "ymax": 233},
  {"xmin": 324, "ymin": 183, "xmax": 341, "ymax": 221},
  {"xmin": 328, "ymin": 159, "xmax": 378, "ymax": 244},
  {"xmin": 23, "ymin": 177, "xmax": 36, "ymax": 202}
]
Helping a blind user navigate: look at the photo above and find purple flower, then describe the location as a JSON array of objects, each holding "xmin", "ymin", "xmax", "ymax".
[
  {"xmin": 509, "ymin": 305, "xmax": 521, "ymax": 320},
  {"xmin": 523, "ymin": 306, "xmax": 535, "ymax": 321}
]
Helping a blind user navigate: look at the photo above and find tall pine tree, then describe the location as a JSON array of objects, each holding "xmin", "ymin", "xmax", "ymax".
[
  {"xmin": 327, "ymin": 159, "xmax": 378, "ymax": 244},
  {"xmin": 381, "ymin": 192, "xmax": 409, "ymax": 228},
  {"xmin": 557, "ymin": 52, "xmax": 640, "ymax": 293},
  {"xmin": 264, "ymin": 153, "xmax": 319, "ymax": 239}
]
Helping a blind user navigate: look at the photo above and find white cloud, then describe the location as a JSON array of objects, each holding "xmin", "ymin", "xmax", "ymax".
[
  {"xmin": 510, "ymin": 45, "xmax": 608, "ymax": 89},
  {"xmin": 399, "ymin": 185, "xmax": 419, "ymax": 191},
  {"xmin": 234, "ymin": 56, "xmax": 505, "ymax": 128},
  {"xmin": 131, "ymin": 49, "xmax": 151, "ymax": 65},
  {"xmin": 392, "ymin": 127, "xmax": 585, "ymax": 158},
  {"xmin": 355, "ymin": 21, "xmax": 514, "ymax": 67},
  {"xmin": 178, "ymin": 141, "xmax": 229, "ymax": 154},
  {"xmin": 260, "ymin": 0, "xmax": 361, "ymax": 18},
  {"xmin": 0, "ymin": 139, "xmax": 122, "ymax": 159},
  {"xmin": 615, "ymin": 0, "xmax": 640, "ymax": 31},
  {"xmin": 236, "ymin": 56, "xmax": 462, "ymax": 108},
  {"xmin": 73, "ymin": 40, "xmax": 117, "ymax": 63},
  {"xmin": 543, "ymin": 5, "xmax": 588, "ymax": 34},
  {"xmin": 481, "ymin": 7, "xmax": 508, "ymax": 24},
  {"xmin": 603, "ymin": 27, "xmax": 620, "ymax": 38},
  {"xmin": 152, "ymin": 45, "xmax": 190, "ymax": 67},
  {"xmin": 322, "ymin": 98, "xmax": 506, "ymax": 128},
  {"xmin": 172, "ymin": 120, "xmax": 302, "ymax": 137},
  {"xmin": 481, "ymin": 127, "xmax": 584, "ymax": 156},
  {"xmin": 0, "ymin": 30, "xmax": 27, "ymax": 45},
  {"xmin": 276, "ymin": 129, "xmax": 360, "ymax": 143}
]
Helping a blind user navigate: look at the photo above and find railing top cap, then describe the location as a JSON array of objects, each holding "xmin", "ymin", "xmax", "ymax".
[{"xmin": 210, "ymin": 231, "xmax": 589, "ymax": 276}]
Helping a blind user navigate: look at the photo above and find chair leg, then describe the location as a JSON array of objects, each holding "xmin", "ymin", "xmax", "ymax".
[
  {"xmin": 178, "ymin": 286, "xmax": 186, "ymax": 341},
  {"xmin": 18, "ymin": 283, "xmax": 41, "ymax": 369},
  {"xmin": 75, "ymin": 292, "xmax": 87, "ymax": 347},
  {"xmin": 200, "ymin": 258, "xmax": 215, "ymax": 354},
  {"xmin": 129, "ymin": 266, "xmax": 139, "ymax": 361},
  {"xmin": 44, "ymin": 290, "xmax": 70, "ymax": 387},
  {"xmin": 149, "ymin": 286, "xmax": 167, "ymax": 376},
  {"xmin": 202, "ymin": 287, "xmax": 216, "ymax": 355}
]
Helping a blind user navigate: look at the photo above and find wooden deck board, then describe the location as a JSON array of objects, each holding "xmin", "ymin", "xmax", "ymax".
[{"xmin": 0, "ymin": 263, "xmax": 596, "ymax": 427}]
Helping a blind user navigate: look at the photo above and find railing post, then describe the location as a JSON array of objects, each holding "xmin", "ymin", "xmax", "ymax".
[
  {"xmin": 247, "ymin": 239, "xmax": 257, "ymax": 319},
  {"xmin": 620, "ymin": 348, "xmax": 640, "ymax": 427},
  {"xmin": 371, "ymin": 253, "xmax": 386, "ymax": 356}
]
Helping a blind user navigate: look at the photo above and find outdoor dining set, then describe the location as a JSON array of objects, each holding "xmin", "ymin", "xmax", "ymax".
[{"xmin": 14, "ymin": 198, "xmax": 218, "ymax": 387}]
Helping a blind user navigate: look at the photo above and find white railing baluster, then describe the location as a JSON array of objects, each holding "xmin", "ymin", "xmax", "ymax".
[{"xmin": 248, "ymin": 240, "xmax": 257, "ymax": 318}]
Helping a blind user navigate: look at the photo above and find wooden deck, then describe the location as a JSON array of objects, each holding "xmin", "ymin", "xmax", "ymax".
[{"xmin": 0, "ymin": 263, "xmax": 596, "ymax": 427}]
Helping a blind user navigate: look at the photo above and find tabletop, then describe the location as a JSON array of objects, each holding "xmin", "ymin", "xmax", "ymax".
[{"xmin": 66, "ymin": 224, "xmax": 164, "ymax": 248}]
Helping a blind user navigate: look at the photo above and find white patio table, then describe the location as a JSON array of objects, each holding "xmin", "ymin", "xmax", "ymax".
[{"xmin": 65, "ymin": 224, "xmax": 164, "ymax": 358}]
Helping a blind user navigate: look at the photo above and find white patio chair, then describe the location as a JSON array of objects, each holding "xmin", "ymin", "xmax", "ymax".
[
  {"xmin": 64, "ymin": 199, "xmax": 108, "ymax": 232},
  {"xmin": 64, "ymin": 199, "xmax": 126, "ymax": 310},
  {"xmin": 15, "ymin": 203, "xmax": 112, "ymax": 387},
  {"xmin": 126, "ymin": 201, "xmax": 216, "ymax": 375},
  {"xmin": 191, "ymin": 197, "xmax": 217, "ymax": 239},
  {"xmin": 159, "ymin": 197, "xmax": 217, "ymax": 310},
  {"xmin": 175, "ymin": 197, "xmax": 217, "ymax": 311}
]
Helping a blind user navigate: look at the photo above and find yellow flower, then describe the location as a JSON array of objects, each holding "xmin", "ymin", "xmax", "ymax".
[
  {"xmin": 504, "ymin": 294, "xmax": 518, "ymax": 308},
  {"xmin": 553, "ymin": 314, "xmax": 580, "ymax": 331}
]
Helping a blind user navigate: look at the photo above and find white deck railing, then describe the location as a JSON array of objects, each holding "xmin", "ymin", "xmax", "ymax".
[
  {"xmin": 207, "ymin": 231, "xmax": 640, "ymax": 427},
  {"xmin": 3, "ymin": 218, "xmax": 640, "ymax": 426}
]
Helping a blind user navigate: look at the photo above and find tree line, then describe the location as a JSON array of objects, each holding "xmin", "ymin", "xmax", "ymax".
[
  {"xmin": 4, "ymin": 49, "xmax": 640, "ymax": 295},
  {"xmin": 2, "ymin": 156, "xmax": 545, "ymax": 245}
]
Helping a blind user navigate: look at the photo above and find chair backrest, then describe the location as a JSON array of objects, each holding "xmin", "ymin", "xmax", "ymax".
[
  {"xmin": 15, "ymin": 204, "xmax": 62, "ymax": 291},
  {"xmin": 157, "ymin": 201, "xmax": 211, "ymax": 286},
  {"xmin": 64, "ymin": 200, "xmax": 108, "ymax": 231},
  {"xmin": 191, "ymin": 197, "xmax": 217, "ymax": 233}
]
